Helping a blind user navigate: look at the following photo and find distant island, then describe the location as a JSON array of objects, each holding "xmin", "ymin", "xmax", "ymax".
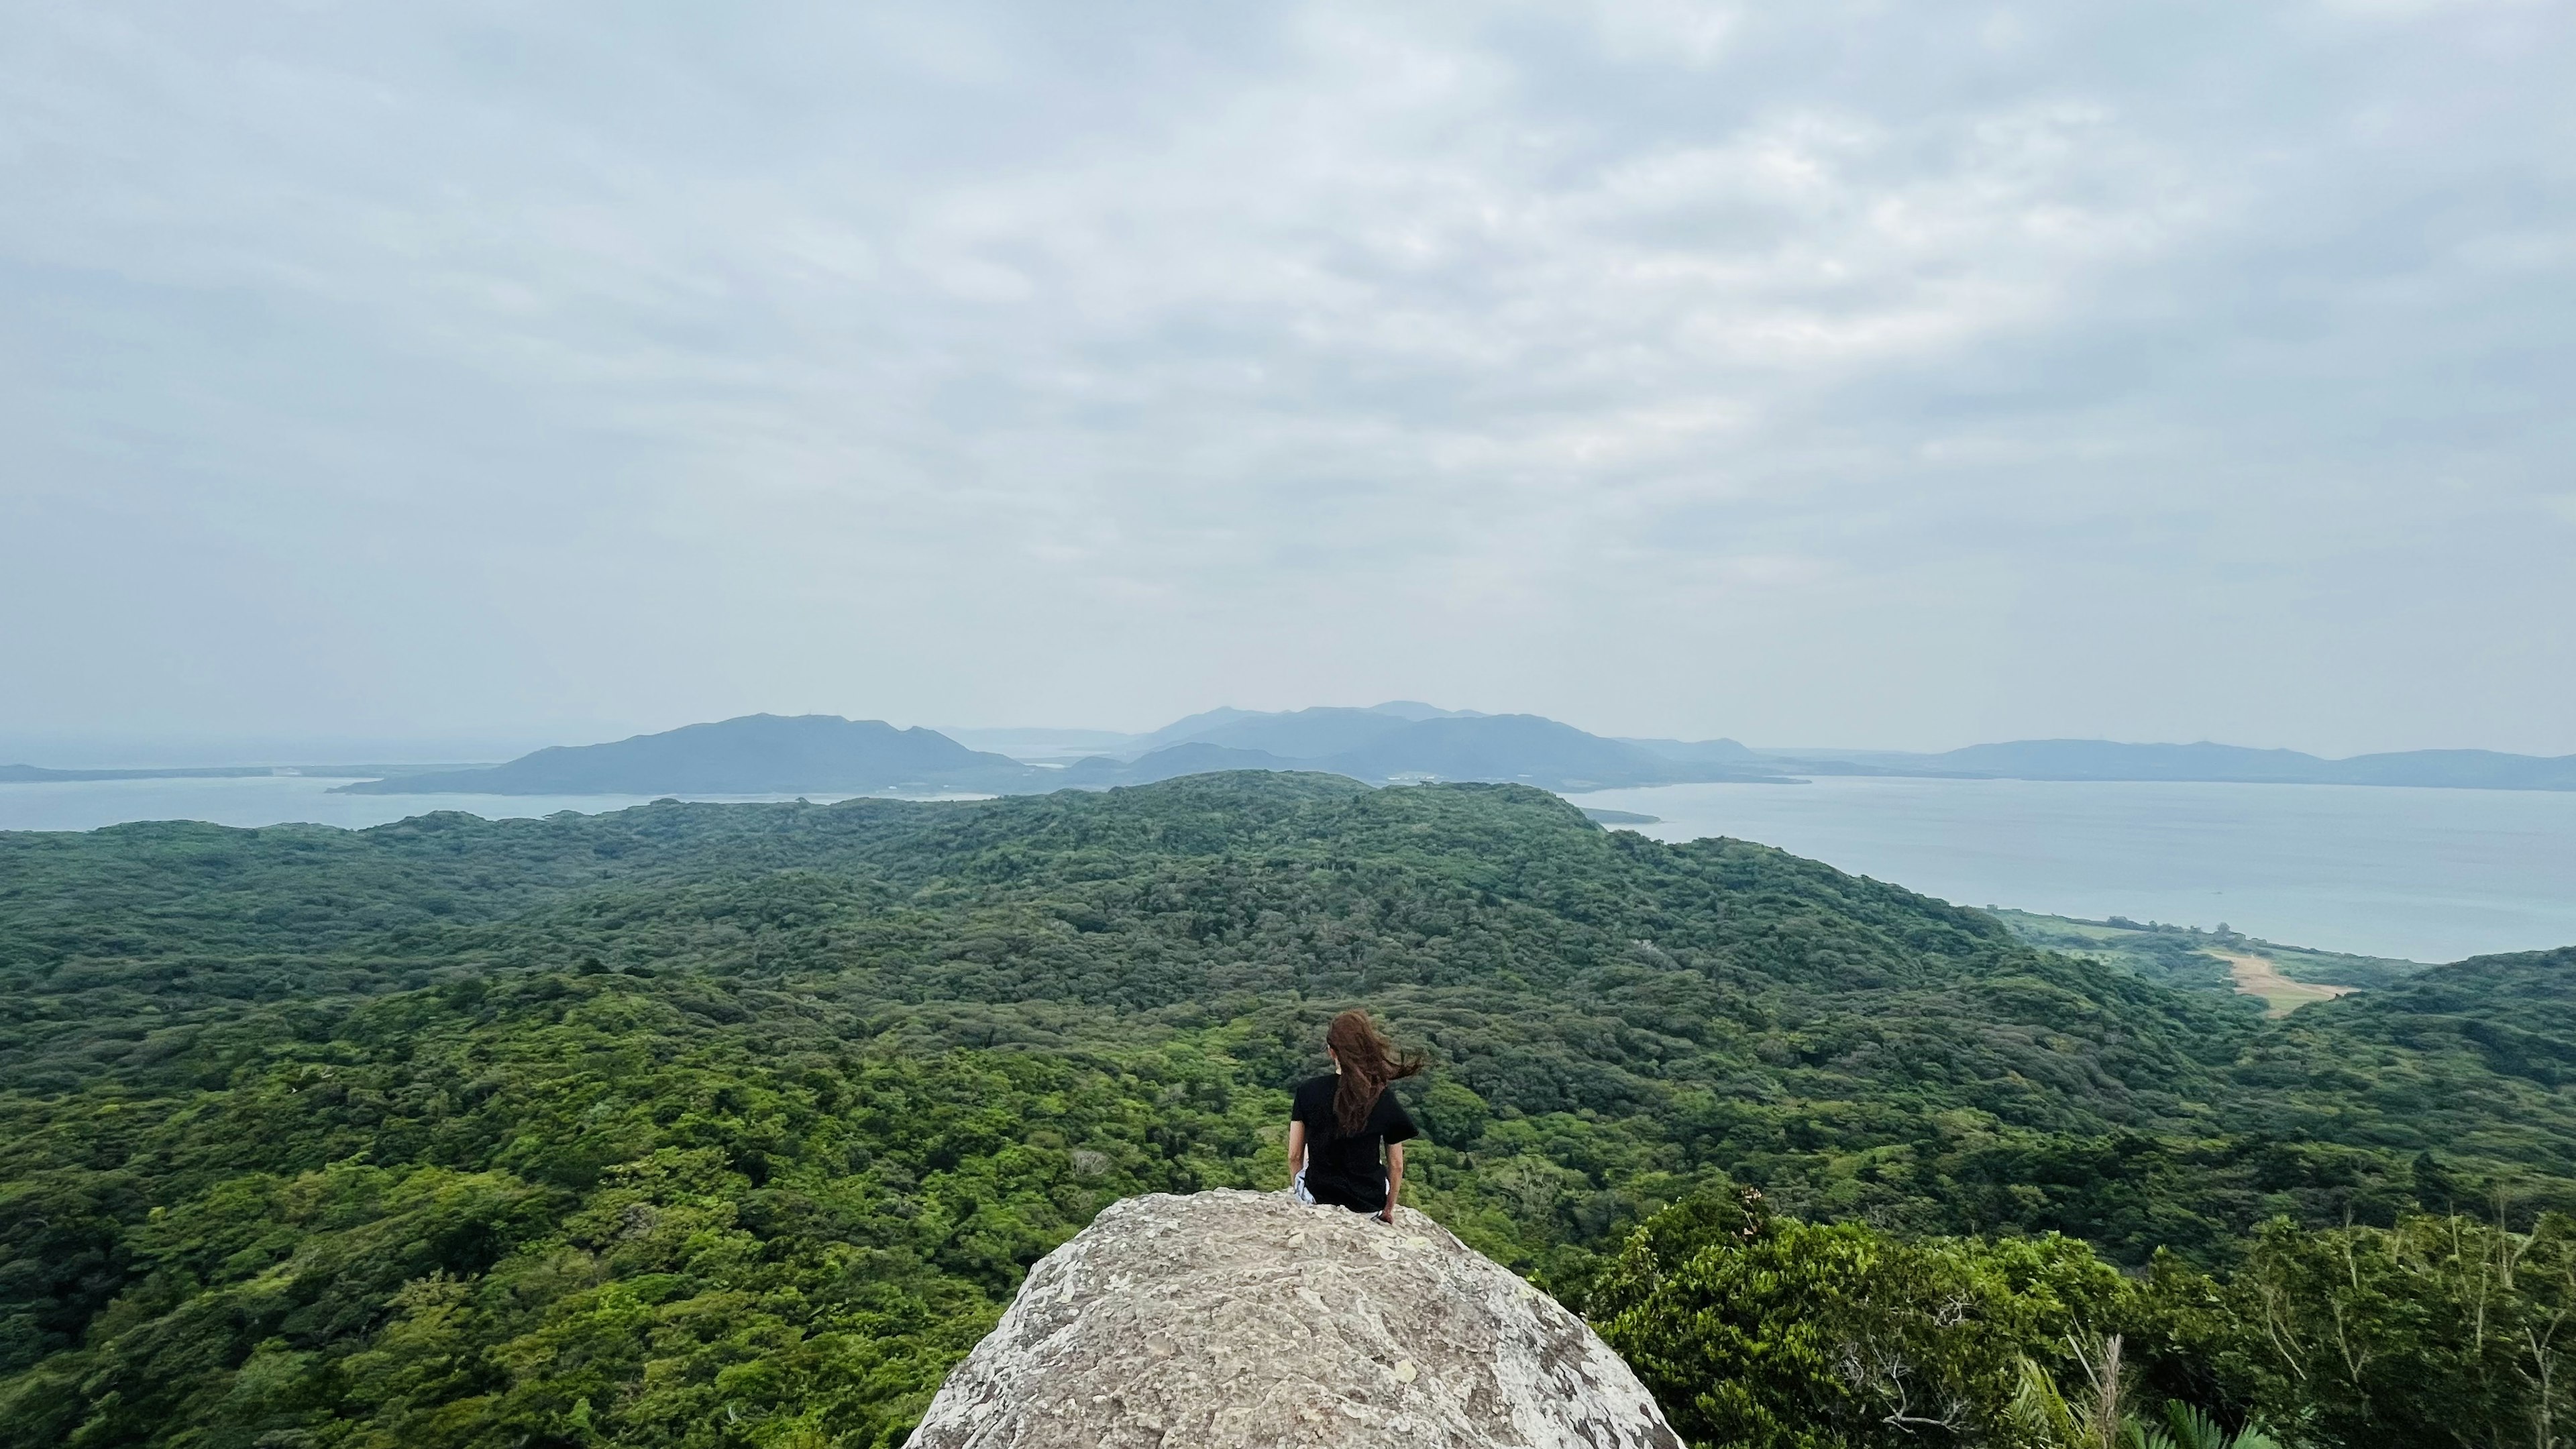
[
  {"xmin": 1, "ymin": 765, "xmax": 294, "ymax": 783},
  {"xmin": 1051, "ymin": 708, "xmax": 1790, "ymax": 792},
  {"xmin": 327, "ymin": 706, "xmax": 1797, "ymax": 797},
  {"xmin": 1004, "ymin": 710, "xmax": 2576, "ymax": 793},
  {"xmin": 335, "ymin": 715, "xmax": 1040, "ymax": 796},
  {"xmin": 1015, "ymin": 716, "xmax": 2576, "ymax": 795},
  {"xmin": 13, "ymin": 708, "xmax": 2569, "ymax": 800},
  {"xmin": 1746, "ymin": 737, "xmax": 2576, "ymax": 791}
]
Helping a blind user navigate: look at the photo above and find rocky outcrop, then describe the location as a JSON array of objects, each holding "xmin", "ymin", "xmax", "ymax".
[{"xmin": 910, "ymin": 1189, "xmax": 1681, "ymax": 1448}]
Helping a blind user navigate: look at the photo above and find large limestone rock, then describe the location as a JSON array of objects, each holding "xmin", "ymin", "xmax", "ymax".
[{"xmin": 910, "ymin": 1189, "xmax": 1681, "ymax": 1449}]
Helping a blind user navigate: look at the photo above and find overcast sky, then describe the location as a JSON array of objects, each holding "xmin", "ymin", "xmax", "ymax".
[{"xmin": 5, "ymin": 1, "xmax": 2571, "ymax": 761}]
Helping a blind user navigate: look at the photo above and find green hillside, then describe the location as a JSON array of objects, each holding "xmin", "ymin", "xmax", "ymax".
[
  {"xmin": 1993, "ymin": 909, "xmax": 2424, "ymax": 1005},
  {"xmin": 3, "ymin": 774, "xmax": 2571, "ymax": 1448}
]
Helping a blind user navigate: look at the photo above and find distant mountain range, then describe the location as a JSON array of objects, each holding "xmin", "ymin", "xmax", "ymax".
[
  {"xmin": 327, "ymin": 705, "xmax": 1790, "ymax": 797},
  {"xmin": 15, "ymin": 709, "xmax": 2567, "ymax": 800},
  {"xmin": 1051, "ymin": 707, "xmax": 1784, "ymax": 791},
  {"xmin": 943, "ymin": 702, "xmax": 1487, "ymax": 761},
  {"xmin": 336, "ymin": 716, "xmax": 1038, "ymax": 796},
  {"xmin": 1130, "ymin": 700, "xmax": 1479, "ymax": 756}
]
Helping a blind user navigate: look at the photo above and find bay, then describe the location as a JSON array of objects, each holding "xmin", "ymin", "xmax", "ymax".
[
  {"xmin": 1576, "ymin": 776, "xmax": 2576, "ymax": 964},
  {"xmin": 0, "ymin": 775, "xmax": 983, "ymax": 833}
]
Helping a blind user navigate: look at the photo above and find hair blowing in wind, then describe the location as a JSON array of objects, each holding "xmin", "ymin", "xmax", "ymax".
[{"xmin": 1326, "ymin": 1009, "xmax": 1425, "ymax": 1135}]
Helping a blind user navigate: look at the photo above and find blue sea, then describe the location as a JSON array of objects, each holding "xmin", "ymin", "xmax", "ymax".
[
  {"xmin": 5, "ymin": 773, "xmax": 2570, "ymax": 965},
  {"xmin": 1579, "ymin": 777, "xmax": 2576, "ymax": 964}
]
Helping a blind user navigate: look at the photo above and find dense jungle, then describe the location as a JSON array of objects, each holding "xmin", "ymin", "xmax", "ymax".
[{"xmin": 5, "ymin": 772, "xmax": 2575, "ymax": 1448}]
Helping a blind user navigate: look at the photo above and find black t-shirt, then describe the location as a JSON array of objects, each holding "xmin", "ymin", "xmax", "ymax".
[{"xmin": 1292, "ymin": 1075, "xmax": 1418, "ymax": 1214}]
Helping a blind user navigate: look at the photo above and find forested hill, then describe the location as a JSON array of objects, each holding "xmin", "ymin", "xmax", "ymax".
[{"xmin": 5, "ymin": 774, "xmax": 2574, "ymax": 1448}]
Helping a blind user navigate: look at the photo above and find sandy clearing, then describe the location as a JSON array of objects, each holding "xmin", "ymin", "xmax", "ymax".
[{"xmin": 2214, "ymin": 950, "xmax": 2357, "ymax": 1017}]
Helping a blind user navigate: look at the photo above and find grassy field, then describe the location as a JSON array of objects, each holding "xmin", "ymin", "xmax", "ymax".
[
  {"xmin": 1994, "ymin": 908, "xmax": 2424, "ymax": 1014},
  {"xmin": 2210, "ymin": 949, "xmax": 2361, "ymax": 1016}
]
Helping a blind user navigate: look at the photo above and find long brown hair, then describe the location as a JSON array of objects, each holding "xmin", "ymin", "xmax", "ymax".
[{"xmin": 1326, "ymin": 1009, "xmax": 1425, "ymax": 1135}]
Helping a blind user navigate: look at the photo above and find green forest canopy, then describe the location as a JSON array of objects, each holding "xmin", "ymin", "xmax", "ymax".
[{"xmin": 5, "ymin": 773, "xmax": 2575, "ymax": 1448}]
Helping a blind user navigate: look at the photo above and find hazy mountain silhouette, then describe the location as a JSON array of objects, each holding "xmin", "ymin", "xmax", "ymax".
[
  {"xmin": 1052, "ymin": 743, "xmax": 1304, "ymax": 786},
  {"xmin": 311, "ymin": 711, "xmax": 2576, "ymax": 800},
  {"xmin": 1054, "ymin": 710, "xmax": 1786, "ymax": 790},
  {"xmin": 337, "ymin": 714, "xmax": 1034, "ymax": 795},
  {"xmin": 1130, "ymin": 702, "xmax": 1486, "ymax": 759},
  {"xmin": 1621, "ymin": 737, "xmax": 1763, "ymax": 765},
  {"xmin": 1126, "ymin": 707, "xmax": 1265, "ymax": 754},
  {"xmin": 1316, "ymin": 714, "xmax": 1729, "ymax": 788},
  {"xmin": 1163, "ymin": 707, "xmax": 1417, "ymax": 759}
]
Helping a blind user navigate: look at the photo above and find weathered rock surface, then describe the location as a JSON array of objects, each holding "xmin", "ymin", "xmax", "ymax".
[{"xmin": 910, "ymin": 1189, "xmax": 1681, "ymax": 1449}]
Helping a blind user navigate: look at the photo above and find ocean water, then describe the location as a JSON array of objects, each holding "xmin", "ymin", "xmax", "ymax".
[
  {"xmin": 0, "ymin": 775, "xmax": 980, "ymax": 833},
  {"xmin": 1575, "ymin": 777, "xmax": 2576, "ymax": 965}
]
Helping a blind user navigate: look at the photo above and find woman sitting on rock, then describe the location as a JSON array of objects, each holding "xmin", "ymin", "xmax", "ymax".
[{"xmin": 1288, "ymin": 1009, "xmax": 1424, "ymax": 1223}]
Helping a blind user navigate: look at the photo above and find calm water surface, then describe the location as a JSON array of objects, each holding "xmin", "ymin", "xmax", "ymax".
[
  {"xmin": 0, "ymin": 776, "xmax": 979, "ymax": 833},
  {"xmin": 1578, "ymin": 777, "xmax": 2576, "ymax": 964}
]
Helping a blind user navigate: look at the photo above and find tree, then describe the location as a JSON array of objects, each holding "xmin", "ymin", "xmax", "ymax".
[{"xmin": 1591, "ymin": 1192, "xmax": 2129, "ymax": 1448}]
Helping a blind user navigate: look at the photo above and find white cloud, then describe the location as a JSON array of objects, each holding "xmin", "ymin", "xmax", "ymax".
[{"xmin": 1, "ymin": 0, "xmax": 2571, "ymax": 752}]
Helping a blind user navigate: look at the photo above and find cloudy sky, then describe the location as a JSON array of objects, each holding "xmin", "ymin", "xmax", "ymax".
[{"xmin": 5, "ymin": 0, "xmax": 2571, "ymax": 761}]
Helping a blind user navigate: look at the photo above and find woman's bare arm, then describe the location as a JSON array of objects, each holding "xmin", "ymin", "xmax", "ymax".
[
  {"xmin": 1287, "ymin": 1120, "xmax": 1306, "ymax": 1186},
  {"xmin": 1381, "ymin": 1142, "xmax": 1405, "ymax": 1223}
]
